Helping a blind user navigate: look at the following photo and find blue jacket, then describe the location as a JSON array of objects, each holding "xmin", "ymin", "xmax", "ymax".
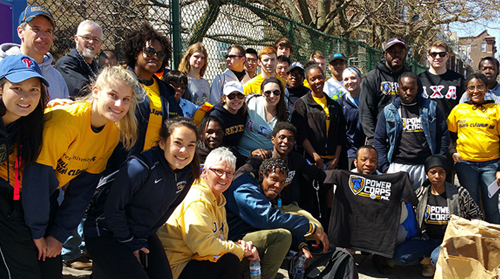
[
  {"xmin": 374, "ymin": 96, "xmax": 450, "ymax": 172},
  {"xmin": 224, "ymin": 173, "xmax": 311, "ymax": 241},
  {"xmin": 85, "ymin": 146, "xmax": 194, "ymax": 251},
  {"xmin": 338, "ymin": 93, "xmax": 365, "ymax": 158}
]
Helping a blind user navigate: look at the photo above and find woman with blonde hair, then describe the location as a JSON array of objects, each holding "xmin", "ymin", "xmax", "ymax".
[
  {"xmin": 21, "ymin": 66, "xmax": 140, "ymax": 277},
  {"xmin": 178, "ymin": 42, "xmax": 210, "ymax": 105}
]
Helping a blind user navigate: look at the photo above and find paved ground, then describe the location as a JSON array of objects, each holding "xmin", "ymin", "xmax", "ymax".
[{"xmin": 63, "ymin": 252, "xmax": 425, "ymax": 279}]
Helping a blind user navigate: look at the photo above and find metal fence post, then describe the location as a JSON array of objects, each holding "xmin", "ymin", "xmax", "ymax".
[{"xmin": 171, "ymin": 0, "xmax": 181, "ymax": 70}]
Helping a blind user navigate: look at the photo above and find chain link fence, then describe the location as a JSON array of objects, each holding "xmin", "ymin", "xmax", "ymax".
[{"xmin": 30, "ymin": 0, "xmax": 427, "ymax": 83}]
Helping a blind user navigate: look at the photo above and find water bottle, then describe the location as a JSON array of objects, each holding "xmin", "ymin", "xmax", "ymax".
[
  {"xmin": 294, "ymin": 255, "xmax": 306, "ymax": 279},
  {"xmin": 249, "ymin": 259, "xmax": 261, "ymax": 279}
]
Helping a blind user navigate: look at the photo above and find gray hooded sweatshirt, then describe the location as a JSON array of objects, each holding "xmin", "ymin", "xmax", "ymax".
[{"xmin": 0, "ymin": 43, "xmax": 69, "ymax": 100}]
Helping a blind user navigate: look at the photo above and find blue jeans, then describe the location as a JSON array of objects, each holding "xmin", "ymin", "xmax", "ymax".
[
  {"xmin": 455, "ymin": 159, "xmax": 500, "ymax": 224},
  {"xmin": 392, "ymin": 238, "xmax": 442, "ymax": 266},
  {"xmin": 62, "ymin": 218, "xmax": 87, "ymax": 261}
]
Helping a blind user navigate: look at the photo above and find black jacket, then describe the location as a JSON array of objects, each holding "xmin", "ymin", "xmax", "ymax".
[
  {"xmin": 291, "ymin": 92, "xmax": 346, "ymax": 160},
  {"xmin": 55, "ymin": 48, "xmax": 99, "ymax": 98},
  {"xmin": 359, "ymin": 60, "xmax": 409, "ymax": 144}
]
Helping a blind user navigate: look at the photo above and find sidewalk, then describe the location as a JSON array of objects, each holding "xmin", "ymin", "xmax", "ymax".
[{"xmin": 63, "ymin": 252, "xmax": 425, "ymax": 279}]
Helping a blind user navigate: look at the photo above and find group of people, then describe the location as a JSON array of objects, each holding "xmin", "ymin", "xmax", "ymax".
[{"xmin": 0, "ymin": 4, "xmax": 497, "ymax": 279}]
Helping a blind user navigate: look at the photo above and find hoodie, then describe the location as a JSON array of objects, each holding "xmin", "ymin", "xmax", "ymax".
[
  {"xmin": 0, "ymin": 43, "xmax": 69, "ymax": 100},
  {"xmin": 358, "ymin": 59, "xmax": 409, "ymax": 144}
]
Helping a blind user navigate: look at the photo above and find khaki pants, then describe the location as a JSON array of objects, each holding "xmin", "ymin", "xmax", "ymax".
[{"xmin": 241, "ymin": 228, "xmax": 292, "ymax": 279}]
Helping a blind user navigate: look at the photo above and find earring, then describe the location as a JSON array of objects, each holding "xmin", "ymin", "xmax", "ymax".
[{"xmin": 0, "ymin": 95, "xmax": 6, "ymax": 116}]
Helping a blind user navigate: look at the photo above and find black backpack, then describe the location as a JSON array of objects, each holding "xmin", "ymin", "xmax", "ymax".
[{"xmin": 304, "ymin": 248, "xmax": 358, "ymax": 279}]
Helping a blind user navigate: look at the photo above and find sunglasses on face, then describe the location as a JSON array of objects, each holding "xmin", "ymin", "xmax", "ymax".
[
  {"xmin": 263, "ymin": 90, "xmax": 281, "ymax": 97},
  {"xmin": 143, "ymin": 47, "xmax": 167, "ymax": 60},
  {"xmin": 227, "ymin": 93, "xmax": 245, "ymax": 100},
  {"xmin": 225, "ymin": 54, "xmax": 242, "ymax": 59},
  {"xmin": 171, "ymin": 82, "xmax": 187, "ymax": 90},
  {"xmin": 429, "ymin": 52, "xmax": 447, "ymax": 58}
]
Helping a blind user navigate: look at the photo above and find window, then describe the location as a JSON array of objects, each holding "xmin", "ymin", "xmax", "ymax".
[{"xmin": 481, "ymin": 43, "xmax": 486, "ymax": 52}]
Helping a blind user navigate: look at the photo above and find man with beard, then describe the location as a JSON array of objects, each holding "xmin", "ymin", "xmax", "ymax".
[
  {"xmin": 374, "ymin": 72, "xmax": 449, "ymax": 190},
  {"xmin": 359, "ymin": 38, "xmax": 410, "ymax": 144},
  {"xmin": 55, "ymin": 20, "xmax": 103, "ymax": 98},
  {"xmin": 460, "ymin": 57, "xmax": 500, "ymax": 104},
  {"xmin": 0, "ymin": 4, "xmax": 69, "ymax": 100}
]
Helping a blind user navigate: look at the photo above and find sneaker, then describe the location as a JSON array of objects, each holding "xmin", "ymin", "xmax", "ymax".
[
  {"xmin": 421, "ymin": 263, "xmax": 436, "ymax": 277},
  {"xmin": 372, "ymin": 254, "xmax": 393, "ymax": 274},
  {"xmin": 64, "ymin": 255, "xmax": 92, "ymax": 270}
]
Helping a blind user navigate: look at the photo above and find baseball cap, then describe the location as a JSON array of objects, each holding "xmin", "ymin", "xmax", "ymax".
[
  {"xmin": 287, "ymin": 62, "xmax": 304, "ymax": 73},
  {"xmin": 223, "ymin": 81, "xmax": 244, "ymax": 95},
  {"xmin": 19, "ymin": 5, "xmax": 55, "ymax": 28},
  {"xmin": 329, "ymin": 53, "xmax": 347, "ymax": 64},
  {"xmin": 384, "ymin": 38, "xmax": 406, "ymax": 51},
  {"xmin": 0, "ymin": 55, "xmax": 49, "ymax": 87}
]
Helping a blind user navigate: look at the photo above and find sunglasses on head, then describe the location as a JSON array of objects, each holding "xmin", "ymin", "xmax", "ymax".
[
  {"xmin": 143, "ymin": 47, "xmax": 167, "ymax": 60},
  {"xmin": 227, "ymin": 92, "xmax": 245, "ymax": 100},
  {"xmin": 429, "ymin": 52, "xmax": 447, "ymax": 58},
  {"xmin": 263, "ymin": 90, "xmax": 281, "ymax": 97}
]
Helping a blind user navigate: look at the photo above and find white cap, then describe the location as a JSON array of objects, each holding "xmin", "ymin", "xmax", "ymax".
[{"xmin": 223, "ymin": 81, "xmax": 244, "ymax": 95}]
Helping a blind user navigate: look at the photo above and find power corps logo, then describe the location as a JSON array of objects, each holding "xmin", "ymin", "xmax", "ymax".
[{"xmin": 348, "ymin": 175, "xmax": 392, "ymax": 201}]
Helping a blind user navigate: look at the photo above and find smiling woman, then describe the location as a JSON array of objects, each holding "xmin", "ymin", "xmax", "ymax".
[
  {"xmin": 85, "ymin": 117, "xmax": 201, "ymax": 279},
  {"xmin": 20, "ymin": 66, "xmax": 140, "ymax": 277}
]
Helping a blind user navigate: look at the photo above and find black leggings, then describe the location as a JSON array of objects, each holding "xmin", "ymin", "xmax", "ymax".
[
  {"xmin": 86, "ymin": 233, "xmax": 172, "ymax": 279},
  {"xmin": 0, "ymin": 186, "xmax": 62, "ymax": 279},
  {"xmin": 178, "ymin": 253, "xmax": 241, "ymax": 279}
]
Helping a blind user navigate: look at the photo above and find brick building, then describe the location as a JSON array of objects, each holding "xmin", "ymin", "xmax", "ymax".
[{"xmin": 458, "ymin": 30, "xmax": 497, "ymax": 70}]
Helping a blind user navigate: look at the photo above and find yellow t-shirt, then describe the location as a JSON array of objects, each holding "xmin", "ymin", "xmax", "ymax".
[
  {"xmin": 447, "ymin": 102, "xmax": 500, "ymax": 162},
  {"xmin": 36, "ymin": 102, "xmax": 119, "ymax": 189},
  {"xmin": 312, "ymin": 95, "xmax": 334, "ymax": 160},
  {"xmin": 244, "ymin": 74, "xmax": 287, "ymax": 95},
  {"xmin": 0, "ymin": 146, "xmax": 21, "ymax": 189},
  {"xmin": 142, "ymin": 79, "xmax": 163, "ymax": 150}
]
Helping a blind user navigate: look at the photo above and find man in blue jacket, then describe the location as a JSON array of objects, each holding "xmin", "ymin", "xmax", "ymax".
[
  {"xmin": 225, "ymin": 158, "xmax": 329, "ymax": 279},
  {"xmin": 374, "ymin": 72, "xmax": 450, "ymax": 190}
]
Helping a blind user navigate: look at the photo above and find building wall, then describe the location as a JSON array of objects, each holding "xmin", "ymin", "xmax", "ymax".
[{"xmin": 458, "ymin": 31, "xmax": 497, "ymax": 71}]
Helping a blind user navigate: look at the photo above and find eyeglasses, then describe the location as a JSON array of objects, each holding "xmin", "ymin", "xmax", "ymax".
[
  {"xmin": 171, "ymin": 81, "xmax": 187, "ymax": 90},
  {"xmin": 209, "ymin": 168, "xmax": 234, "ymax": 179},
  {"xmin": 225, "ymin": 54, "xmax": 242, "ymax": 59},
  {"xmin": 429, "ymin": 52, "xmax": 447, "ymax": 58},
  {"xmin": 78, "ymin": 35, "xmax": 102, "ymax": 44},
  {"xmin": 227, "ymin": 93, "xmax": 245, "ymax": 100},
  {"xmin": 467, "ymin": 85, "xmax": 486, "ymax": 92},
  {"xmin": 263, "ymin": 90, "xmax": 281, "ymax": 97},
  {"xmin": 143, "ymin": 47, "xmax": 167, "ymax": 60}
]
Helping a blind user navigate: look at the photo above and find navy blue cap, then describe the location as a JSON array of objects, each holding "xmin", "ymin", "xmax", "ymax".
[
  {"xmin": 0, "ymin": 55, "xmax": 49, "ymax": 87},
  {"xmin": 18, "ymin": 5, "xmax": 55, "ymax": 27}
]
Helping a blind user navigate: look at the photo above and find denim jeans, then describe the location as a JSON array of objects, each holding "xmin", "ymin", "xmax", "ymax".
[
  {"xmin": 61, "ymin": 218, "xmax": 86, "ymax": 261},
  {"xmin": 455, "ymin": 159, "xmax": 500, "ymax": 224},
  {"xmin": 392, "ymin": 238, "xmax": 442, "ymax": 266}
]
